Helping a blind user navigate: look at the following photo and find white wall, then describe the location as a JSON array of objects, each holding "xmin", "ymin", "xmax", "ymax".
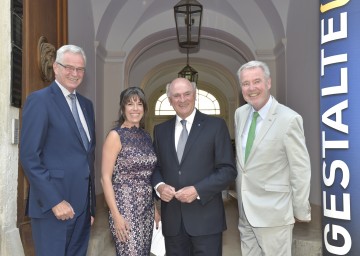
[
  {"xmin": 68, "ymin": 0, "xmax": 97, "ymax": 103},
  {"xmin": 286, "ymin": 1, "xmax": 321, "ymax": 205},
  {"xmin": 68, "ymin": 0, "xmax": 102, "ymax": 194},
  {"xmin": 95, "ymin": 50, "xmax": 126, "ymax": 195}
]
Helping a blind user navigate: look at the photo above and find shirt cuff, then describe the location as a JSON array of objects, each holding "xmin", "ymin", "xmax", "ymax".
[{"xmin": 154, "ymin": 182, "xmax": 165, "ymax": 197}]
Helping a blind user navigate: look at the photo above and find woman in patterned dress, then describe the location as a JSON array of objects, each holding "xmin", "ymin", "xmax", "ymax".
[{"xmin": 101, "ymin": 87, "xmax": 160, "ymax": 255}]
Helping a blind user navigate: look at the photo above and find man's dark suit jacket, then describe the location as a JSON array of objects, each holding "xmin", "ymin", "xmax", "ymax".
[
  {"xmin": 20, "ymin": 81, "xmax": 96, "ymax": 219},
  {"xmin": 152, "ymin": 110, "xmax": 237, "ymax": 237}
]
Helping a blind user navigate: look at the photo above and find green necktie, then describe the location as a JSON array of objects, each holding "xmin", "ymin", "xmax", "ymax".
[{"xmin": 245, "ymin": 112, "xmax": 259, "ymax": 162}]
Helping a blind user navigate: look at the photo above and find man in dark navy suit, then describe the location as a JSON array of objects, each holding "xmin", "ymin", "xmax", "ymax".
[
  {"xmin": 152, "ymin": 77, "xmax": 237, "ymax": 256},
  {"xmin": 20, "ymin": 44, "xmax": 96, "ymax": 256}
]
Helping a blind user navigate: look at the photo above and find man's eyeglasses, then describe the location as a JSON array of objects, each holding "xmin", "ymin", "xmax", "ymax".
[{"xmin": 57, "ymin": 62, "xmax": 85, "ymax": 74}]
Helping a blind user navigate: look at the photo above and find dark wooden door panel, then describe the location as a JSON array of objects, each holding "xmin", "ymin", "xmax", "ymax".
[{"xmin": 18, "ymin": 1, "xmax": 67, "ymax": 255}]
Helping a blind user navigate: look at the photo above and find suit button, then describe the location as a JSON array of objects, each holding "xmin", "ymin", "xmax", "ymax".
[{"xmin": 179, "ymin": 171, "xmax": 181, "ymax": 175}]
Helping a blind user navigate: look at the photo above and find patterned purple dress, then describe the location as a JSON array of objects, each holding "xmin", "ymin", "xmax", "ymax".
[{"xmin": 109, "ymin": 126, "xmax": 157, "ymax": 255}]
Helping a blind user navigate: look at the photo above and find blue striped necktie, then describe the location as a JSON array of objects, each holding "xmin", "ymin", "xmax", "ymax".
[{"xmin": 68, "ymin": 94, "xmax": 89, "ymax": 150}]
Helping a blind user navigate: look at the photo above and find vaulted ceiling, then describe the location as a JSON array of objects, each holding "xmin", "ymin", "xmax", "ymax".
[{"xmin": 90, "ymin": 0, "xmax": 290, "ymax": 103}]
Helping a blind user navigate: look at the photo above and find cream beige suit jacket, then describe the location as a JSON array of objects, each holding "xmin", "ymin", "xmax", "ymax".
[{"xmin": 234, "ymin": 98, "xmax": 311, "ymax": 227}]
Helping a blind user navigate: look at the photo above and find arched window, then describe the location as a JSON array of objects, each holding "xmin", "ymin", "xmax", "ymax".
[{"xmin": 155, "ymin": 89, "xmax": 220, "ymax": 115}]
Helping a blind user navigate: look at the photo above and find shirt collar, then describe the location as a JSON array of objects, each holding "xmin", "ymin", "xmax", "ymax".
[
  {"xmin": 55, "ymin": 80, "xmax": 77, "ymax": 98},
  {"xmin": 176, "ymin": 108, "xmax": 196, "ymax": 125},
  {"xmin": 251, "ymin": 96, "xmax": 273, "ymax": 120}
]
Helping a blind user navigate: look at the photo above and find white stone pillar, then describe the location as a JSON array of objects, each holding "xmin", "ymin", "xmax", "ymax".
[
  {"xmin": 0, "ymin": 0, "xmax": 25, "ymax": 255},
  {"xmin": 94, "ymin": 43, "xmax": 126, "ymax": 195}
]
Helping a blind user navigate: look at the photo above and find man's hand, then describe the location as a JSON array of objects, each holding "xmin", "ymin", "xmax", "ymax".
[
  {"xmin": 295, "ymin": 217, "xmax": 310, "ymax": 223},
  {"xmin": 175, "ymin": 186, "xmax": 198, "ymax": 203},
  {"xmin": 157, "ymin": 184, "xmax": 176, "ymax": 202},
  {"xmin": 52, "ymin": 200, "xmax": 75, "ymax": 221}
]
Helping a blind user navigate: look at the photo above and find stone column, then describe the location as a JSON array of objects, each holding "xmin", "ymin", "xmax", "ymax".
[{"xmin": 0, "ymin": 0, "xmax": 25, "ymax": 255}]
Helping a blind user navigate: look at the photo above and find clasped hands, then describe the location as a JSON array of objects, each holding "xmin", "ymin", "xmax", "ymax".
[{"xmin": 157, "ymin": 184, "xmax": 198, "ymax": 203}]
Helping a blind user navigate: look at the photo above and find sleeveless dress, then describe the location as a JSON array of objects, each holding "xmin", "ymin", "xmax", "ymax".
[{"xmin": 109, "ymin": 126, "xmax": 157, "ymax": 256}]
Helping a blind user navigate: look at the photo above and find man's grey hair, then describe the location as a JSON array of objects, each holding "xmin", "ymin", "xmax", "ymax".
[
  {"xmin": 237, "ymin": 60, "xmax": 270, "ymax": 82},
  {"xmin": 55, "ymin": 45, "xmax": 87, "ymax": 65}
]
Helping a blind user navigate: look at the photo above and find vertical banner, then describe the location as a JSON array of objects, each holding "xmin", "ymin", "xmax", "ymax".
[{"xmin": 320, "ymin": 0, "xmax": 360, "ymax": 255}]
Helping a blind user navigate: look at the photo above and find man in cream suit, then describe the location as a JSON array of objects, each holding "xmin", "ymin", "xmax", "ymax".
[{"xmin": 234, "ymin": 60, "xmax": 311, "ymax": 255}]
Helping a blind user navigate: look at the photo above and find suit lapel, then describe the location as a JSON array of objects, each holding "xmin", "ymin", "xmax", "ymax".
[
  {"xmin": 249, "ymin": 99, "xmax": 279, "ymax": 160},
  {"xmin": 166, "ymin": 117, "xmax": 178, "ymax": 164},
  {"xmin": 237, "ymin": 106, "xmax": 252, "ymax": 167},
  {"xmin": 77, "ymin": 95, "xmax": 93, "ymax": 148},
  {"xmin": 50, "ymin": 83, "xmax": 87, "ymax": 150},
  {"xmin": 180, "ymin": 110, "xmax": 205, "ymax": 163}
]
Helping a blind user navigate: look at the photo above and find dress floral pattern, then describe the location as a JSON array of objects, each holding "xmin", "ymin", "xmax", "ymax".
[{"xmin": 109, "ymin": 126, "xmax": 157, "ymax": 255}]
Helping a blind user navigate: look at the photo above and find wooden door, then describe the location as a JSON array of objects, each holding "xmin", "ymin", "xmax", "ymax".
[{"xmin": 17, "ymin": 0, "xmax": 68, "ymax": 255}]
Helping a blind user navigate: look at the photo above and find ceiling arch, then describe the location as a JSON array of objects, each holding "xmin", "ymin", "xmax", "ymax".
[
  {"xmin": 91, "ymin": 0, "xmax": 289, "ymax": 127},
  {"xmin": 123, "ymin": 27, "xmax": 251, "ymax": 110},
  {"xmin": 93, "ymin": 0, "xmax": 288, "ymax": 53},
  {"xmin": 124, "ymin": 28, "xmax": 253, "ymax": 84},
  {"xmin": 95, "ymin": 0, "xmax": 126, "ymax": 45}
]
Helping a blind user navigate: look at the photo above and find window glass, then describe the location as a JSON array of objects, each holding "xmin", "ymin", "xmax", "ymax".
[{"xmin": 155, "ymin": 89, "xmax": 220, "ymax": 115}]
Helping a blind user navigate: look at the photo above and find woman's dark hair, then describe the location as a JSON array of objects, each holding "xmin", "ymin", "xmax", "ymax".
[{"xmin": 115, "ymin": 87, "xmax": 148, "ymax": 128}]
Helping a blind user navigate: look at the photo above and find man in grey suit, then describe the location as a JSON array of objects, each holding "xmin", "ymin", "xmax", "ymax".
[
  {"xmin": 152, "ymin": 77, "xmax": 237, "ymax": 256},
  {"xmin": 234, "ymin": 60, "xmax": 311, "ymax": 255}
]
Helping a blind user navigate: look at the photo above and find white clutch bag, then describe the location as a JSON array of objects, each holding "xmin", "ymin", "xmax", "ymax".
[{"xmin": 150, "ymin": 221, "xmax": 166, "ymax": 256}]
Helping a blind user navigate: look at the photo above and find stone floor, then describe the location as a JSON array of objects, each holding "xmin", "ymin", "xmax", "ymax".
[
  {"xmin": 87, "ymin": 204, "xmax": 115, "ymax": 256},
  {"xmin": 87, "ymin": 194, "xmax": 322, "ymax": 256}
]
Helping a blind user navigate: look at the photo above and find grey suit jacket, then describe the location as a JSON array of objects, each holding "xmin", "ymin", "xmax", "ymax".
[{"xmin": 234, "ymin": 98, "xmax": 311, "ymax": 227}]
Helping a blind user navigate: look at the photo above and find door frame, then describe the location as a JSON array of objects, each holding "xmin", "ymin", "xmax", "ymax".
[{"xmin": 17, "ymin": 1, "xmax": 68, "ymax": 254}]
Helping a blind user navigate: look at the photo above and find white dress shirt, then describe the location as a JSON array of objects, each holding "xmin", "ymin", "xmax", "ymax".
[
  {"xmin": 155, "ymin": 108, "xmax": 197, "ymax": 195},
  {"xmin": 56, "ymin": 81, "xmax": 91, "ymax": 141},
  {"xmin": 174, "ymin": 108, "xmax": 196, "ymax": 148}
]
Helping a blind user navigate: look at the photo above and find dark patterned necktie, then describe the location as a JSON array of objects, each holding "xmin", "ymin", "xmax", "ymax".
[{"xmin": 69, "ymin": 94, "xmax": 89, "ymax": 150}]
